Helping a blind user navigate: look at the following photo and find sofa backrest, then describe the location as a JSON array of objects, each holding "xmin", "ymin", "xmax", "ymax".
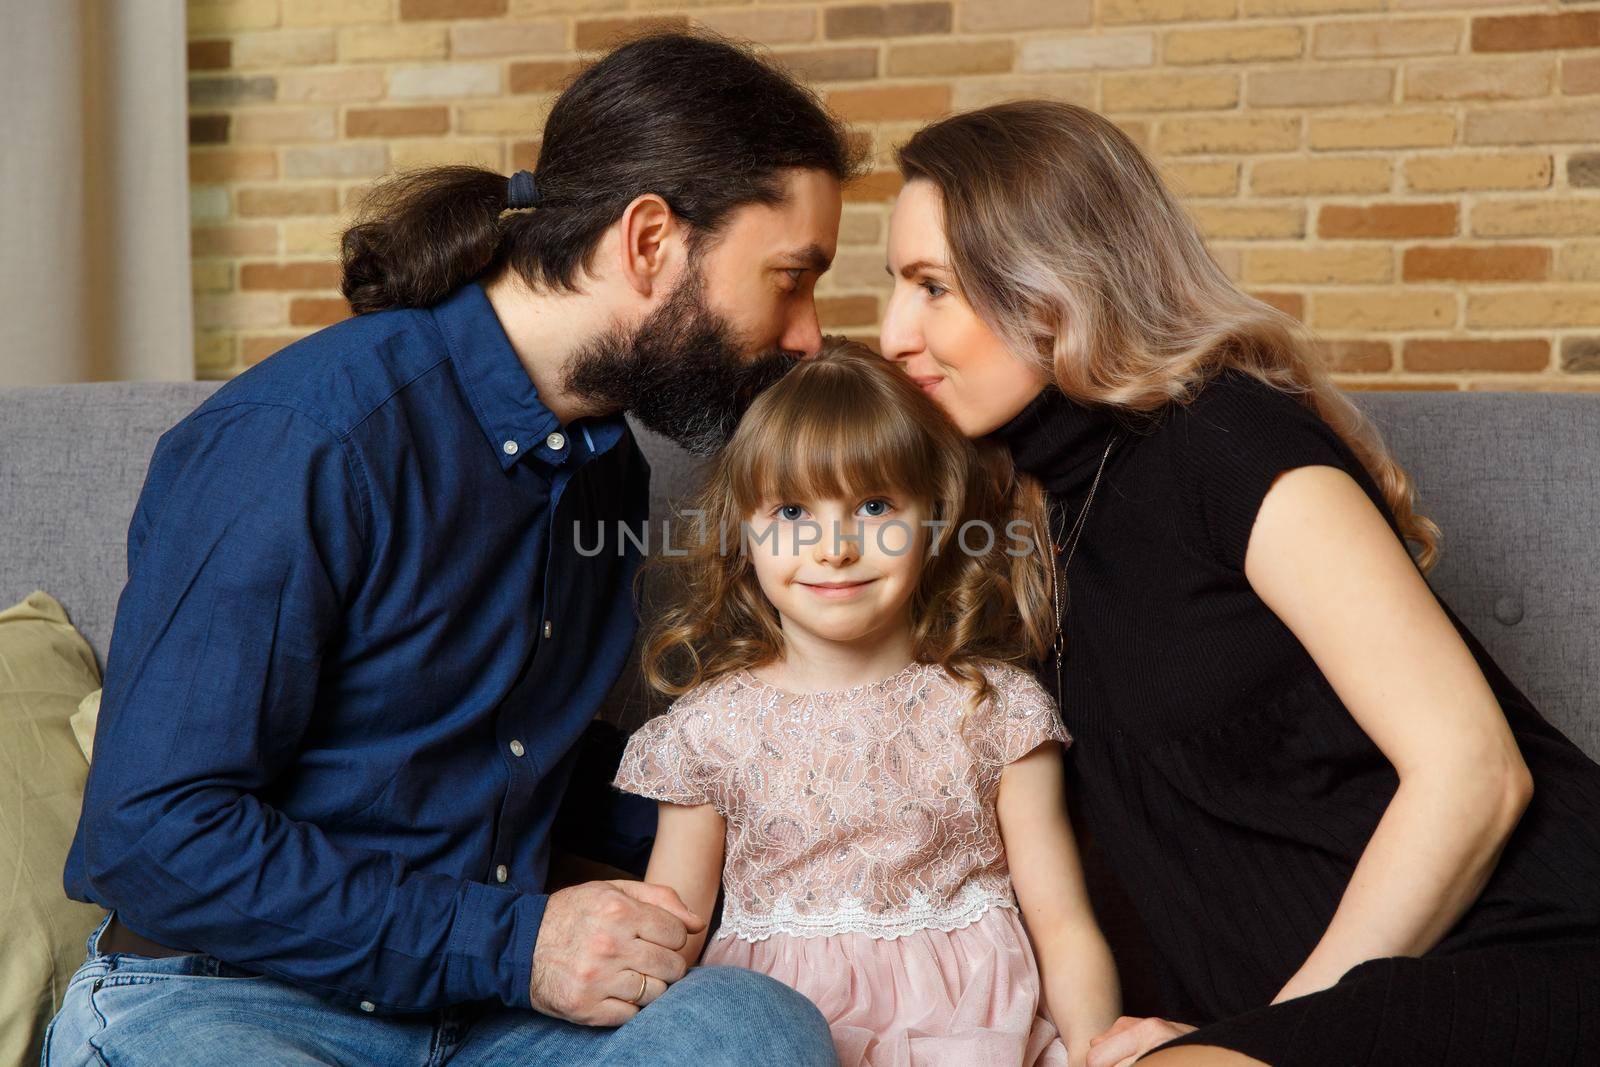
[{"xmin": 1, "ymin": 382, "xmax": 1594, "ymax": 758}]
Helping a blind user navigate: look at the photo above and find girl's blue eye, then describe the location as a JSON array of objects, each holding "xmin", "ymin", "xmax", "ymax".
[
  {"xmin": 776, "ymin": 504, "xmax": 806, "ymax": 521},
  {"xmin": 920, "ymin": 280, "xmax": 946, "ymax": 299},
  {"xmin": 857, "ymin": 498, "xmax": 893, "ymax": 518}
]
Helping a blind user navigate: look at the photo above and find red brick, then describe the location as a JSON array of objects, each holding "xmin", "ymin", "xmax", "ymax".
[
  {"xmin": 509, "ymin": 60, "xmax": 586, "ymax": 94},
  {"xmin": 826, "ymin": 3, "xmax": 951, "ymax": 40},
  {"xmin": 511, "ymin": 140, "xmax": 541, "ymax": 171},
  {"xmin": 1402, "ymin": 245, "xmax": 1550, "ymax": 283},
  {"xmin": 828, "ymin": 85, "xmax": 952, "ymax": 122},
  {"xmin": 1249, "ymin": 291, "xmax": 1304, "ymax": 320},
  {"xmin": 188, "ymin": 39, "xmax": 232, "ymax": 71},
  {"xmin": 574, "ymin": 16, "xmax": 690, "ymax": 52},
  {"xmin": 1471, "ymin": 12, "xmax": 1600, "ymax": 53},
  {"xmin": 192, "ymin": 225, "xmax": 278, "ymax": 257},
  {"xmin": 189, "ymin": 149, "xmax": 278, "ymax": 182},
  {"xmin": 843, "ymin": 170, "xmax": 905, "ymax": 203},
  {"xmin": 241, "ymin": 262, "xmax": 344, "ymax": 291},
  {"xmin": 189, "ymin": 114, "xmax": 230, "ymax": 145},
  {"xmin": 345, "ymin": 107, "xmax": 450, "ymax": 137},
  {"xmin": 817, "ymin": 296, "xmax": 879, "ymax": 328},
  {"xmin": 1318, "ymin": 202, "xmax": 1458, "ymax": 239},
  {"xmin": 888, "ymin": 40, "xmax": 1013, "ymax": 77},
  {"xmin": 1402, "ymin": 339, "xmax": 1549, "ymax": 373},
  {"xmin": 290, "ymin": 296, "xmax": 353, "ymax": 327},
  {"xmin": 400, "ymin": 0, "xmax": 507, "ymax": 18}
]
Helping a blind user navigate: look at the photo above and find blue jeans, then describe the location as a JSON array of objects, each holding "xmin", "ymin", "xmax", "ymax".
[{"xmin": 43, "ymin": 912, "xmax": 837, "ymax": 1066}]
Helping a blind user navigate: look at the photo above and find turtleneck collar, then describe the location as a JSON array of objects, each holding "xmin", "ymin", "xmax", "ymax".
[{"xmin": 985, "ymin": 384, "xmax": 1119, "ymax": 495}]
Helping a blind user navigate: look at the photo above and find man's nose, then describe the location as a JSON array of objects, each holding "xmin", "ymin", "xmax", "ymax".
[{"xmin": 782, "ymin": 302, "xmax": 824, "ymax": 359}]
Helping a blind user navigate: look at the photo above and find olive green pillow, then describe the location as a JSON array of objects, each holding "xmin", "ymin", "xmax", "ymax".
[
  {"xmin": 0, "ymin": 591, "xmax": 108, "ymax": 1067},
  {"xmin": 71, "ymin": 689, "xmax": 100, "ymax": 763}
]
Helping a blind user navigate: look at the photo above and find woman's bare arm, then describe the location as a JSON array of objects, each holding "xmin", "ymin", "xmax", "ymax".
[{"xmin": 1244, "ymin": 465, "xmax": 1533, "ymax": 1002}]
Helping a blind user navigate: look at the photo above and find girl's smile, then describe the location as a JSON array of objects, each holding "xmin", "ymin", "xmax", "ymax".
[{"xmin": 799, "ymin": 578, "xmax": 879, "ymax": 599}]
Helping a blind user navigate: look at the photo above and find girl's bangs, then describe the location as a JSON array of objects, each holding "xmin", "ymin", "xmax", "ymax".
[{"xmin": 729, "ymin": 384, "xmax": 942, "ymax": 515}]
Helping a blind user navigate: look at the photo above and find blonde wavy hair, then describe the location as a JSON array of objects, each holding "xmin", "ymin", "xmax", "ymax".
[
  {"xmin": 640, "ymin": 339, "xmax": 1056, "ymax": 716},
  {"xmin": 897, "ymin": 100, "xmax": 1441, "ymax": 570}
]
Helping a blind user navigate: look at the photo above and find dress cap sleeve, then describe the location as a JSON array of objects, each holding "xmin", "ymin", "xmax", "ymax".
[
  {"xmin": 986, "ymin": 663, "xmax": 1072, "ymax": 766},
  {"xmin": 612, "ymin": 700, "xmax": 718, "ymax": 807},
  {"xmin": 1176, "ymin": 369, "xmax": 1378, "ymax": 572}
]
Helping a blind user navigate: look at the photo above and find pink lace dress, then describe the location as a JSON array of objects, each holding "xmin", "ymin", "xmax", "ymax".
[{"xmin": 613, "ymin": 659, "xmax": 1073, "ymax": 1067}]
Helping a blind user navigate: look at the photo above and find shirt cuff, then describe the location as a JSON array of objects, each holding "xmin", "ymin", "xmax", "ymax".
[{"xmin": 453, "ymin": 880, "xmax": 548, "ymax": 1009}]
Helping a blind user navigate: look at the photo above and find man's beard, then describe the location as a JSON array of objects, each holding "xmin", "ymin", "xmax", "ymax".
[{"xmin": 562, "ymin": 261, "xmax": 798, "ymax": 456}]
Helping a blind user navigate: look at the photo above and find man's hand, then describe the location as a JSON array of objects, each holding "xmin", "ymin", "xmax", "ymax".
[
  {"xmin": 1086, "ymin": 1015, "xmax": 1198, "ymax": 1067},
  {"xmin": 529, "ymin": 880, "xmax": 706, "ymax": 1026}
]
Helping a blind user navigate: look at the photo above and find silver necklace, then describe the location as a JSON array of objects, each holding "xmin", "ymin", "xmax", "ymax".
[{"xmin": 1047, "ymin": 429, "xmax": 1120, "ymax": 700}]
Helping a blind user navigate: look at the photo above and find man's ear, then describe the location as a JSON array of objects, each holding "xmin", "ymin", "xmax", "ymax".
[{"xmin": 616, "ymin": 193, "xmax": 682, "ymax": 299}]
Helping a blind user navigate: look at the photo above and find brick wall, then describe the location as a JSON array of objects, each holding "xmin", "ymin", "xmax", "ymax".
[{"xmin": 186, "ymin": 0, "xmax": 1600, "ymax": 391}]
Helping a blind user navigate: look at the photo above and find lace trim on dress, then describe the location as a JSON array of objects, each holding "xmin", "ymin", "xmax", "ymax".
[{"xmin": 716, "ymin": 878, "xmax": 1018, "ymax": 943}]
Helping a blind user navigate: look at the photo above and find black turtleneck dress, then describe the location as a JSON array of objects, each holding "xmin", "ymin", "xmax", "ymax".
[{"xmin": 987, "ymin": 368, "xmax": 1600, "ymax": 1066}]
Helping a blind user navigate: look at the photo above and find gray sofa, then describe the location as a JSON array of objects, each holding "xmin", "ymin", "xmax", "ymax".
[{"xmin": 2, "ymin": 381, "xmax": 1597, "ymax": 1030}]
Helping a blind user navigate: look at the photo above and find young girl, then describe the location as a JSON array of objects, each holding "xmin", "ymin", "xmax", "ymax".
[{"xmin": 612, "ymin": 341, "xmax": 1120, "ymax": 1066}]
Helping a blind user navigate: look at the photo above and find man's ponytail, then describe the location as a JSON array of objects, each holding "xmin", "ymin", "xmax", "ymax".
[
  {"xmin": 338, "ymin": 32, "xmax": 862, "ymax": 317},
  {"xmin": 340, "ymin": 166, "xmax": 509, "ymax": 314}
]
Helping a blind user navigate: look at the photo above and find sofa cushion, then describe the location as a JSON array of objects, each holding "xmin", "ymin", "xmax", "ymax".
[{"xmin": 0, "ymin": 591, "xmax": 108, "ymax": 1067}]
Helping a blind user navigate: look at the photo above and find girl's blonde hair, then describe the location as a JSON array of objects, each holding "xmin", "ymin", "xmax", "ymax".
[
  {"xmin": 897, "ymin": 100, "xmax": 1441, "ymax": 570},
  {"xmin": 640, "ymin": 339, "xmax": 1055, "ymax": 715}
]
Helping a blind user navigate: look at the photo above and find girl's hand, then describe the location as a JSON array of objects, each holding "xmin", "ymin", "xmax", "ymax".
[{"xmin": 1086, "ymin": 1015, "xmax": 1197, "ymax": 1067}]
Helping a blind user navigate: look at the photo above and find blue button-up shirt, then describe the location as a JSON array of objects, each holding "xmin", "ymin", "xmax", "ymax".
[{"xmin": 64, "ymin": 283, "xmax": 652, "ymax": 1014}]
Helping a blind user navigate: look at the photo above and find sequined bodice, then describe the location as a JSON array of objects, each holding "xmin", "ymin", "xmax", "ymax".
[{"xmin": 614, "ymin": 660, "xmax": 1070, "ymax": 941}]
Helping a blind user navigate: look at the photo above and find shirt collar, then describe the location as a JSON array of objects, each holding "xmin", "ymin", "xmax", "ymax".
[{"xmin": 432, "ymin": 282, "xmax": 628, "ymax": 472}]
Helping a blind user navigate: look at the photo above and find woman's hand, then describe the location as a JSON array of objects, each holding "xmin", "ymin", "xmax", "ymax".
[{"xmin": 1086, "ymin": 1015, "xmax": 1197, "ymax": 1067}]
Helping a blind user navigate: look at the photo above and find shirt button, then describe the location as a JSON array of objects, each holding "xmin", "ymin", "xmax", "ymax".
[
  {"xmin": 495, "ymin": 865, "xmax": 509, "ymax": 883},
  {"xmin": 360, "ymin": 1000, "xmax": 376, "ymax": 1013},
  {"xmin": 546, "ymin": 431, "xmax": 566, "ymax": 451},
  {"xmin": 509, "ymin": 739, "xmax": 525, "ymax": 757},
  {"xmin": 502, "ymin": 440, "xmax": 518, "ymax": 456},
  {"xmin": 543, "ymin": 619, "xmax": 553, "ymax": 639}
]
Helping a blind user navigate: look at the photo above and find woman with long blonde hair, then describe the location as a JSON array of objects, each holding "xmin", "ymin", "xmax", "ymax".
[{"xmin": 881, "ymin": 100, "xmax": 1600, "ymax": 1067}]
